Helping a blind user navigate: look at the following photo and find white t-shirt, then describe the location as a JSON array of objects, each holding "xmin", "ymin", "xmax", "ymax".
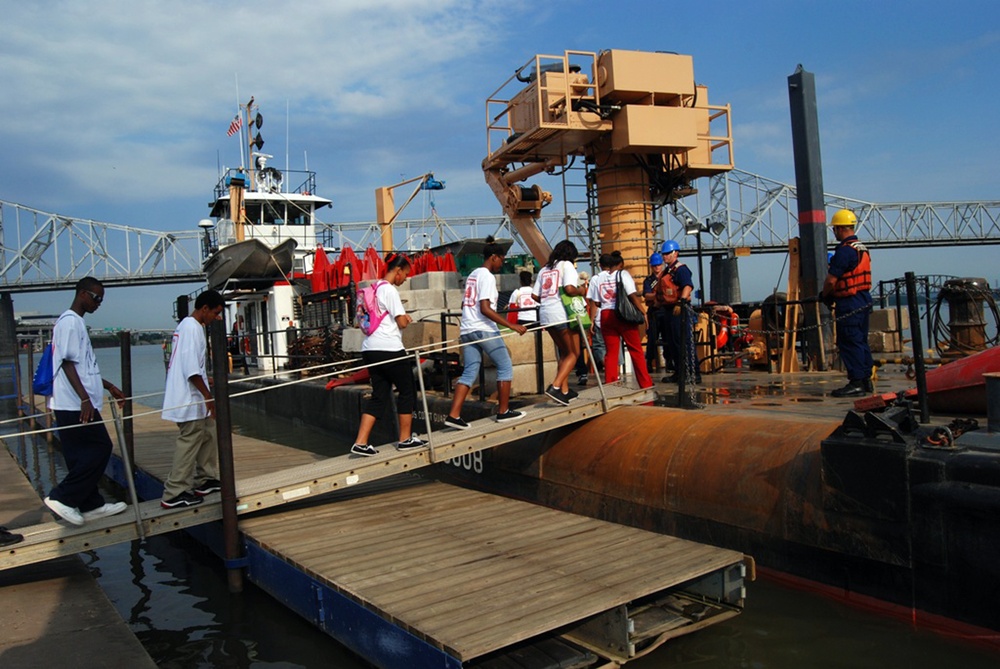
[
  {"xmin": 162, "ymin": 316, "xmax": 209, "ymax": 423},
  {"xmin": 49, "ymin": 310, "xmax": 104, "ymax": 412},
  {"xmin": 590, "ymin": 269, "xmax": 637, "ymax": 311},
  {"xmin": 362, "ymin": 281, "xmax": 406, "ymax": 352},
  {"xmin": 508, "ymin": 286, "xmax": 538, "ymax": 322},
  {"xmin": 461, "ymin": 266, "xmax": 500, "ymax": 334},
  {"xmin": 533, "ymin": 260, "xmax": 579, "ymax": 325},
  {"xmin": 586, "ymin": 271, "xmax": 608, "ymax": 327}
]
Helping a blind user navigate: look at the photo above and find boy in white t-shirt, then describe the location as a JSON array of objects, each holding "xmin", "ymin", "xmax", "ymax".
[
  {"xmin": 444, "ymin": 238, "xmax": 528, "ymax": 429},
  {"xmin": 43, "ymin": 277, "xmax": 129, "ymax": 526},
  {"xmin": 160, "ymin": 289, "xmax": 225, "ymax": 509}
]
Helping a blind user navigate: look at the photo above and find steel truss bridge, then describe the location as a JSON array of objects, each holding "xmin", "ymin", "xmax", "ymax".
[{"xmin": 2, "ymin": 168, "xmax": 998, "ymax": 293}]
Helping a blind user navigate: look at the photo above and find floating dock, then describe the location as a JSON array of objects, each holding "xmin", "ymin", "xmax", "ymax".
[{"xmin": 2, "ymin": 382, "xmax": 748, "ymax": 668}]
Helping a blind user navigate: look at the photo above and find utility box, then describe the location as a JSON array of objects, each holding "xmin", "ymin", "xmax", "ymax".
[
  {"xmin": 597, "ymin": 50, "xmax": 695, "ymax": 104},
  {"xmin": 611, "ymin": 105, "xmax": 699, "ymax": 153}
]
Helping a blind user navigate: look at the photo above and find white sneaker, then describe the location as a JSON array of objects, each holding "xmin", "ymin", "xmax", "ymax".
[
  {"xmin": 44, "ymin": 496, "xmax": 84, "ymax": 526},
  {"xmin": 81, "ymin": 502, "xmax": 128, "ymax": 521}
]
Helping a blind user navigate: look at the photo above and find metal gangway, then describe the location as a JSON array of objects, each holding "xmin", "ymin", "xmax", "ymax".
[{"xmin": 1, "ymin": 321, "xmax": 653, "ymax": 571}]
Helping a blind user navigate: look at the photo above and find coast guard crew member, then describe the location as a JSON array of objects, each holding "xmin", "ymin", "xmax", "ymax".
[{"xmin": 822, "ymin": 209, "xmax": 874, "ymax": 398}]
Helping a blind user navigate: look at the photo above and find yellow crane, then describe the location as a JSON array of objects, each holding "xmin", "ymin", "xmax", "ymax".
[
  {"xmin": 483, "ymin": 49, "xmax": 733, "ymax": 278},
  {"xmin": 375, "ymin": 173, "xmax": 445, "ymax": 252}
]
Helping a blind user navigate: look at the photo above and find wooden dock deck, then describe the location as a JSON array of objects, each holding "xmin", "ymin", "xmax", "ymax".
[
  {"xmin": 2, "ymin": 381, "xmax": 748, "ymax": 666},
  {"xmin": 239, "ymin": 479, "xmax": 744, "ymax": 663},
  {"xmin": 0, "ymin": 448, "xmax": 156, "ymax": 668}
]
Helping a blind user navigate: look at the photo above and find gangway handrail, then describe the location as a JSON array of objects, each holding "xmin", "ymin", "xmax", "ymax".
[{"xmin": 5, "ymin": 312, "xmax": 596, "ymax": 446}]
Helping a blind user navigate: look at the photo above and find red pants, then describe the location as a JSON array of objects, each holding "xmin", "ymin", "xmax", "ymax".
[{"xmin": 601, "ymin": 309, "xmax": 653, "ymax": 389}]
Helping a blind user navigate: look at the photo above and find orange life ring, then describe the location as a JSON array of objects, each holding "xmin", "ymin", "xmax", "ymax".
[{"xmin": 716, "ymin": 312, "xmax": 738, "ymax": 349}]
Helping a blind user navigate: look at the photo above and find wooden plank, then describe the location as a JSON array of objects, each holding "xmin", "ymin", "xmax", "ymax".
[
  {"xmin": 240, "ymin": 481, "xmax": 744, "ymax": 661},
  {"xmin": 780, "ymin": 237, "xmax": 801, "ymax": 373}
]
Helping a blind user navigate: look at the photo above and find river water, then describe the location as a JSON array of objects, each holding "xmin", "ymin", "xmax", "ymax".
[{"xmin": 10, "ymin": 345, "xmax": 1000, "ymax": 668}]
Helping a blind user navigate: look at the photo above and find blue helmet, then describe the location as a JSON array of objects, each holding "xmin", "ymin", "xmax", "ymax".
[
  {"xmin": 661, "ymin": 239, "xmax": 680, "ymax": 254},
  {"xmin": 649, "ymin": 252, "xmax": 664, "ymax": 266}
]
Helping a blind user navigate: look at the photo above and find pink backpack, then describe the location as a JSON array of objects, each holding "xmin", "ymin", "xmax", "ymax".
[{"xmin": 355, "ymin": 280, "xmax": 389, "ymax": 335}]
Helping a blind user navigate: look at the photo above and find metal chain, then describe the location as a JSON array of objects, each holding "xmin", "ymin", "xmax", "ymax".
[{"xmin": 683, "ymin": 301, "xmax": 872, "ymax": 338}]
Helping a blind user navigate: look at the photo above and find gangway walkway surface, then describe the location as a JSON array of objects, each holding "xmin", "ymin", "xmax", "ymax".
[{"xmin": 1, "ymin": 382, "xmax": 654, "ymax": 571}]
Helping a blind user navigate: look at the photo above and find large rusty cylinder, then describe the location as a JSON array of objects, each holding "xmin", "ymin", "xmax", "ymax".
[
  {"xmin": 539, "ymin": 406, "xmax": 842, "ymax": 545},
  {"xmin": 592, "ymin": 162, "xmax": 655, "ymax": 276}
]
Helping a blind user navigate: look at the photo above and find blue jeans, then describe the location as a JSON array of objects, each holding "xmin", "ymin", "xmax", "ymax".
[{"xmin": 458, "ymin": 330, "xmax": 514, "ymax": 386}]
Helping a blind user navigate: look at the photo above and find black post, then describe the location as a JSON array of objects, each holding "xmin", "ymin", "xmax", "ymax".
[
  {"xmin": 788, "ymin": 65, "xmax": 830, "ymax": 370},
  {"xmin": 924, "ymin": 277, "xmax": 934, "ymax": 350},
  {"xmin": 26, "ymin": 345, "xmax": 35, "ymax": 419},
  {"xmin": 209, "ymin": 320, "xmax": 243, "ymax": 592},
  {"xmin": 534, "ymin": 328, "xmax": 544, "ymax": 394},
  {"xmin": 695, "ymin": 233, "xmax": 705, "ymax": 306},
  {"xmin": 905, "ymin": 272, "xmax": 930, "ymax": 423},
  {"xmin": 440, "ymin": 313, "xmax": 450, "ymax": 397},
  {"xmin": 676, "ymin": 306, "xmax": 688, "ymax": 407},
  {"xmin": 118, "ymin": 331, "xmax": 134, "ymax": 465}
]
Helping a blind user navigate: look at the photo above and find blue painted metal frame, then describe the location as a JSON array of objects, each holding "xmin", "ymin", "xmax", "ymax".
[
  {"xmin": 245, "ymin": 538, "xmax": 463, "ymax": 669},
  {"xmin": 104, "ymin": 453, "xmax": 463, "ymax": 669}
]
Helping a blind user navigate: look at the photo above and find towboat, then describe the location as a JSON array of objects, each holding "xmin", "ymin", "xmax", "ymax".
[{"xmin": 196, "ymin": 99, "xmax": 333, "ymax": 372}]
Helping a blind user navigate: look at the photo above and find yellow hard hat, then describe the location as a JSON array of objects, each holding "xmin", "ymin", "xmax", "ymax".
[{"xmin": 831, "ymin": 209, "xmax": 858, "ymax": 227}]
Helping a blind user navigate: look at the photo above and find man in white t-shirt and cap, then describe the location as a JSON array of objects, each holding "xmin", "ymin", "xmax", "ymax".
[
  {"xmin": 160, "ymin": 289, "xmax": 225, "ymax": 508},
  {"xmin": 444, "ymin": 237, "xmax": 528, "ymax": 429}
]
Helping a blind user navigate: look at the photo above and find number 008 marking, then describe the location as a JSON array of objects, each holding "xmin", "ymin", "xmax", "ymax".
[{"xmin": 447, "ymin": 451, "xmax": 483, "ymax": 474}]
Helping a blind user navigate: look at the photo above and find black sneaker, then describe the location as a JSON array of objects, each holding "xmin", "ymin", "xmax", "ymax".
[
  {"xmin": 444, "ymin": 416, "xmax": 470, "ymax": 430},
  {"xmin": 193, "ymin": 478, "xmax": 222, "ymax": 496},
  {"xmin": 0, "ymin": 526, "xmax": 23, "ymax": 547},
  {"xmin": 564, "ymin": 388, "xmax": 579, "ymax": 401},
  {"xmin": 545, "ymin": 385, "xmax": 569, "ymax": 406},
  {"xmin": 351, "ymin": 443, "xmax": 378, "ymax": 457},
  {"xmin": 577, "ymin": 374, "xmax": 589, "ymax": 387},
  {"xmin": 831, "ymin": 380, "xmax": 867, "ymax": 398},
  {"xmin": 397, "ymin": 436, "xmax": 426, "ymax": 450},
  {"xmin": 495, "ymin": 409, "xmax": 525, "ymax": 422},
  {"xmin": 161, "ymin": 491, "xmax": 204, "ymax": 509}
]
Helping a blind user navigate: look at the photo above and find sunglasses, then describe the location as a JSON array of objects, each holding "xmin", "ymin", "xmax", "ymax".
[{"xmin": 86, "ymin": 290, "xmax": 104, "ymax": 304}]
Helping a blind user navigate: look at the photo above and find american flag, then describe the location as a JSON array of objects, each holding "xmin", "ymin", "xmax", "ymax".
[{"xmin": 226, "ymin": 115, "xmax": 242, "ymax": 137}]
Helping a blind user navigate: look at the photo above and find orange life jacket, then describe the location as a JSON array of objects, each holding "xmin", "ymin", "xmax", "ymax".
[
  {"xmin": 655, "ymin": 262, "xmax": 685, "ymax": 306},
  {"xmin": 833, "ymin": 241, "xmax": 872, "ymax": 298}
]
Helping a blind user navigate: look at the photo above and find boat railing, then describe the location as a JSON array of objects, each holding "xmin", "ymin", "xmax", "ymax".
[{"xmin": 213, "ymin": 167, "xmax": 319, "ymax": 201}]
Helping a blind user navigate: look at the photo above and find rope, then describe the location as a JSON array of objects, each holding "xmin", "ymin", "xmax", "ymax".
[{"xmin": 2, "ymin": 316, "xmax": 574, "ymax": 442}]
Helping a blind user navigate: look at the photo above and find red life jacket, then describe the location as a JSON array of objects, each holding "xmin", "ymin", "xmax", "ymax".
[{"xmin": 833, "ymin": 241, "xmax": 872, "ymax": 297}]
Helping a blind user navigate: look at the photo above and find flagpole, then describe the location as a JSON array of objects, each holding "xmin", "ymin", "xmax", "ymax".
[
  {"xmin": 246, "ymin": 96, "xmax": 255, "ymax": 191},
  {"xmin": 235, "ymin": 75, "xmax": 244, "ymax": 170}
]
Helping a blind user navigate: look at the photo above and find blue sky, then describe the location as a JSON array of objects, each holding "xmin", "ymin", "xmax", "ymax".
[{"xmin": 1, "ymin": 0, "xmax": 998, "ymax": 328}]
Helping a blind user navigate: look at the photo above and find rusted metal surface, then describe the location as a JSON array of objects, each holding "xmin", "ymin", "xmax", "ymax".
[{"xmin": 536, "ymin": 406, "xmax": 841, "ymax": 546}]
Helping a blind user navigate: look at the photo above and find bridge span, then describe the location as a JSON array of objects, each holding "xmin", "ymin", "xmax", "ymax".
[{"xmin": 2, "ymin": 168, "xmax": 998, "ymax": 293}]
